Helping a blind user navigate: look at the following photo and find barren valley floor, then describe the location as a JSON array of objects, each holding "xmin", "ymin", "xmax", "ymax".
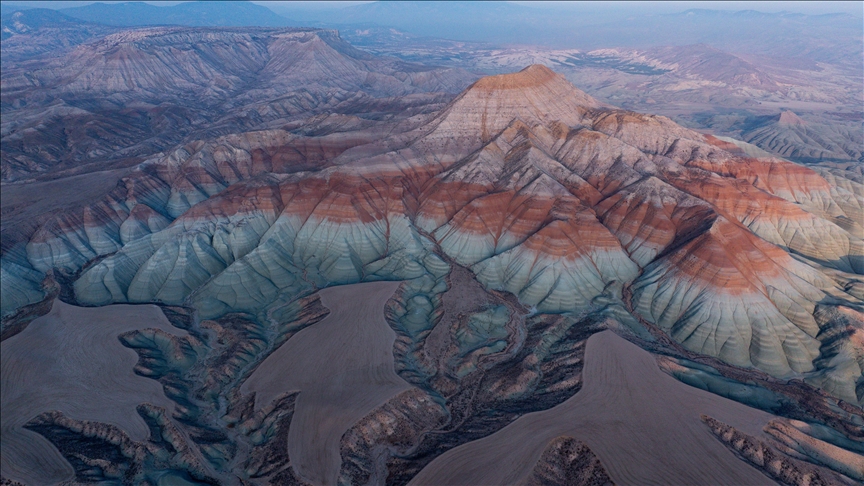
[{"xmin": 411, "ymin": 331, "xmax": 779, "ymax": 485}]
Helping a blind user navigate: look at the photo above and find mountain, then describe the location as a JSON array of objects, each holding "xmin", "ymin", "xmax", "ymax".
[
  {"xmin": 348, "ymin": 36, "xmax": 863, "ymax": 165},
  {"xmin": 0, "ymin": 26, "xmax": 476, "ymax": 182},
  {"xmin": 631, "ymin": 44, "xmax": 780, "ymax": 88},
  {"xmin": 273, "ymin": 3, "xmax": 862, "ymax": 66},
  {"xmin": 0, "ymin": 7, "xmax": 117, "ymax": 61},
  {"xmin": 661, "ymin": 9, "xmax": 863, "ymax": 66},
  {"xmin": 3, "ymin": 65, "xmax": 861, "ymax": 485},
  {"xmin": 738, "ymin": 110, "xmax": 864, "ymax": 163},
  {"xmin": 0, "ymin": 1, "xmax": 294, "ymax": 61},
  {"xmin": 58, "ymin": 1, "xmax": 290, "ymax": 28},
  {"xmin": 2, "ymin": 6, "xmax": 80, "ymax": 38},
  {"xmin": 274, "ymin": 0, "xmax": 534, "ymax": 40}
]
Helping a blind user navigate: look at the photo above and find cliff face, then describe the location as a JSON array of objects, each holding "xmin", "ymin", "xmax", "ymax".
[{"xmin": 2, "ymin": 64, "xmax": 862, "ymax": 484}]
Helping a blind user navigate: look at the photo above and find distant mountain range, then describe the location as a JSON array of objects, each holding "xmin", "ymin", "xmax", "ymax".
[
  {"xmin": 3, "ymin": 1, "xmax": 860, "ymax": 63},
  {"xmin": 1, "ymin": 5, "xmax": 79, "ymax": 36},
  {"xmin": 273, "ymin": 1, "xmax": 862, "ymax": 64},
  {"xmin": 1, "ymin": 1, "xmax": 291, "ymax": 60},
  {"xmin": 0, "ymin": 25, "xmax": 475, "ymax": 182},
  {"xmin": 0, "ymin": 7, "xmax": 117, "ymax": 61},
  {"xmin": 2, "ymin": 1, "xmax": 291, "ymax": 27},
  {"xmin": 57, "ymin": 1, "xmax": 290, "ymax": 27}
]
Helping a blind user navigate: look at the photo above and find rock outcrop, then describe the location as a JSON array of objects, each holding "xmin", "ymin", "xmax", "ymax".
[
  {"xmin": 701, "ymin": 415, "xmax": 856, "ymax": 485},
  {"xmin": 524, "ymin": 437, "xmax": 614, "ymax": 486}
]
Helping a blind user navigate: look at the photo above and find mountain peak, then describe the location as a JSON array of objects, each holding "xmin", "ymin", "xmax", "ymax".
[
  {"xmin": 472, "ymin": 64, "xmax": 558, "ymax": 91},
  {"xmin": 461, "ymin": 64, "xmax": 599, "ymax": 111},
  {"xmin": 778, "ymin": 110, "xmax": 806, "ymax": 126},
  {"xmin": 409, "ymin": 65, "xmax": 601, "ymax": 156}
]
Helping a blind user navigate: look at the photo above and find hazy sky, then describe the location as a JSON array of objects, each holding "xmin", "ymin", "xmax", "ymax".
[
  {"xmin": 258, "ymin": 1, "xmax": 863, "ymax": 16},
  {"xmin": 3, "ymin": 0, "xmax": 861, "ymax": 16},
  {"xmin": 509, "ymin": 1, "xmax": 863, "ymax": 15}
]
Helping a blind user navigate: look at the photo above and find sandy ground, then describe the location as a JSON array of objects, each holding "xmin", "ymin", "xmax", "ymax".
[
  {"xmin": 0, "ymin": 168, "xmax": 126, "ymax": 215},
  {"xmin": 0, "ymin": 300, "xmax": 185, "ymax": 485},
  {"xmin": 241, "ymin": 281, "xmax": 409, "ymax": 486},
  {"xmin": 410, "ymin": 330, "xmax": 777, "ymax": 486},
  {"xmin": 1, "ymin": 168, "xmax": 129, "ymax": 249}
]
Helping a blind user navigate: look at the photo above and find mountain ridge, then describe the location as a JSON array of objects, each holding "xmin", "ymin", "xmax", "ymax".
[{"xmin": 58, "ymin": 1, "xmax": 291, "ymax": 28}]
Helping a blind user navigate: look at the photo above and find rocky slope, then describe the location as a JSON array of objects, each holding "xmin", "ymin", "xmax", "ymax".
[{"xmin": 2, "ymin": 65, "xmax": 862, "ymax": 484}]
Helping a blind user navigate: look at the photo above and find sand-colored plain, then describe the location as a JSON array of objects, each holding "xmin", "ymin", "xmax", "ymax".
[
  {"xmin": 1, "ymin": 168, "xmax": 129, "ymax": 246},
  {"xmin": 0, "ymin": 300, "xmax": 185, "ymax": 485},
  {"xmin": 0, "ymin": 168, "xmax": 127, "ymax": 217},
  {"xmin": 410, "ymin": 330, "xmax": 778, "ymax": 486},
  {"xmin": 241, "ymin": 281, "xmax": 409, "ymax": 486}
]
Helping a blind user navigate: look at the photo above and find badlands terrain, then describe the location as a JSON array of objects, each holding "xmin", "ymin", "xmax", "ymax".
[{"xmin": 1, "ymin": 7, "xmax": 863, "ymax": 486}]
